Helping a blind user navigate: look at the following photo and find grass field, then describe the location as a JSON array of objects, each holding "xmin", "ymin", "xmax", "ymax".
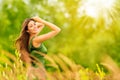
[{"xmin": 0, "ymin": 50, "xmax": 120, "ymax": 80}]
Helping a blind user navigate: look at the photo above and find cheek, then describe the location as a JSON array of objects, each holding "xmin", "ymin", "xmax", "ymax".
[
  {"xmin": 27, "ymin": 28, "xmax": 33, "ymax": 33},
  {"xmin": 28, "ymin": 27, "xmax": 34, "ymax": 31}
]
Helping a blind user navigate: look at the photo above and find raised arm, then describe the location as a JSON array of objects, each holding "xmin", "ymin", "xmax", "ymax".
[{"xmin": 32, "ymin": 16, "xmax": 61, "ymax": 46}]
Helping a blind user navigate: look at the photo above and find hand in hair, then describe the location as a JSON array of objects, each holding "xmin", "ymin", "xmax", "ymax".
[{"xmin": 32, "ymin": 16, "xmax": 44, "ymax": 23}]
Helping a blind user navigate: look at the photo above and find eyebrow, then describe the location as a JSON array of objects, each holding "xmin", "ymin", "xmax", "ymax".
[{"xmin": 29, "ymin": 21, "xmax": 35, "ymax": 25}]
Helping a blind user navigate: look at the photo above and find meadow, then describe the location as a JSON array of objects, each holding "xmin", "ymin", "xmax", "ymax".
[{"xmin": 0, "ymin": 0, "xmax": 120, "ymax": 80}]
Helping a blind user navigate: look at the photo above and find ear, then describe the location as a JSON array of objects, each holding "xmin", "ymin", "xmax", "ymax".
[{"xmin": 26, "ymin": 30, "xmax": 29, "ymax": 33}]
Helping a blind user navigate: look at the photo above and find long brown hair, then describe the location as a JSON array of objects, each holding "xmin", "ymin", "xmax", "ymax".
[{"xmin": 16, "ymin": 18, "xmax": 34, "ymax": 63}]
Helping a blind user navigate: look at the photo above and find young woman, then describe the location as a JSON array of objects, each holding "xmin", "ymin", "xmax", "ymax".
[{"xmin": 16, "ymin": 16, "xmax": 61, "ymax": 80}]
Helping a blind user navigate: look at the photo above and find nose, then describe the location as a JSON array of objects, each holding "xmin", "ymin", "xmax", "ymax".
[{"xmin": 33, "ymin": 23, "xmax": 37, "ymax": 29}]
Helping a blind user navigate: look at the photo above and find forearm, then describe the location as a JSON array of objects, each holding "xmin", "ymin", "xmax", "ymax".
[
  {"xmin": 32, "ymin": 17, "xmax": 61, "ymax": 32},
  {"xmin": 42, "ymin": 20, "xmax": 61, "ymax": 32}
]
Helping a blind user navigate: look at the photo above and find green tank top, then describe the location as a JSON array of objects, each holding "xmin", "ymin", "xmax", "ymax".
[{"xmin": 28, "ymin": 37, "xmax": 47, "ymax": 65}]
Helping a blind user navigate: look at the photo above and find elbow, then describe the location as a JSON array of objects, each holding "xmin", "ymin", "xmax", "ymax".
[
  {"xmin": 53, "ymin": 27, "xmax": 61, "ymax": 35},
  {"xmin": 56, "ymin": 28, "xmax": 61, "ymax": 33}
]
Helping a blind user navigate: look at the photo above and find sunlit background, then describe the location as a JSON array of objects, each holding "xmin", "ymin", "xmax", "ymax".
[{"xmin": 0, "ymin": 0, "xmax": 120, "ymax": 79}]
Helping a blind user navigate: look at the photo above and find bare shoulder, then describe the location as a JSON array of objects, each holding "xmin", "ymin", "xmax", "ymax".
[{"xmin": 32, "ymin": 37, "xmax": 42, "ymax": 48}]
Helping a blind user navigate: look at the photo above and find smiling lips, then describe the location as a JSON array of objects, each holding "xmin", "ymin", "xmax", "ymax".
[{"xmin": 33, "ymin": 28, "xmax": 39, "ymax": 31}]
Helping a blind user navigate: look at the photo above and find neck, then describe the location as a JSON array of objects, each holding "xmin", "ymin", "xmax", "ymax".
[{"xmin": 30, "ymin": 33, "xmax": 37, "ymax": 39}]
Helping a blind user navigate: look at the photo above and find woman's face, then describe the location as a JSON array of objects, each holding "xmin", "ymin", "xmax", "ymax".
[{"xmin": 27, "ymin": 20, "xmax": 44, "ymax": 35}]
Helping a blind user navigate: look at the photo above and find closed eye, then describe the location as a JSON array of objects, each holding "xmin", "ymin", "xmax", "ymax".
[
  {"xmin": 29, "ymin": 25, "xmax": 33, "ymax": 28},
  {"xmin": 30, "ymin": 23, "xmax": 35, "ymax": 27}
]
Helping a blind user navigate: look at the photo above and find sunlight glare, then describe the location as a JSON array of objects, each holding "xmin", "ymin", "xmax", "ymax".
[{"xmin": 78, "ymin": 0, "xmax": 115, "ymax": 18}]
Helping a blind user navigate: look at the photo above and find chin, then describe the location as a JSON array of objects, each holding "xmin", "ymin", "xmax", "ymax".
[{"xmin": 33, "ymin": 31, "xmax": 39, "ymax": 34}]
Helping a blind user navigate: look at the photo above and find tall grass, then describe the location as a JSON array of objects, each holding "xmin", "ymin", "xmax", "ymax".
[{"xmin": 0, "ymin": 50, "xmax": 119, "ymax": 80}]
